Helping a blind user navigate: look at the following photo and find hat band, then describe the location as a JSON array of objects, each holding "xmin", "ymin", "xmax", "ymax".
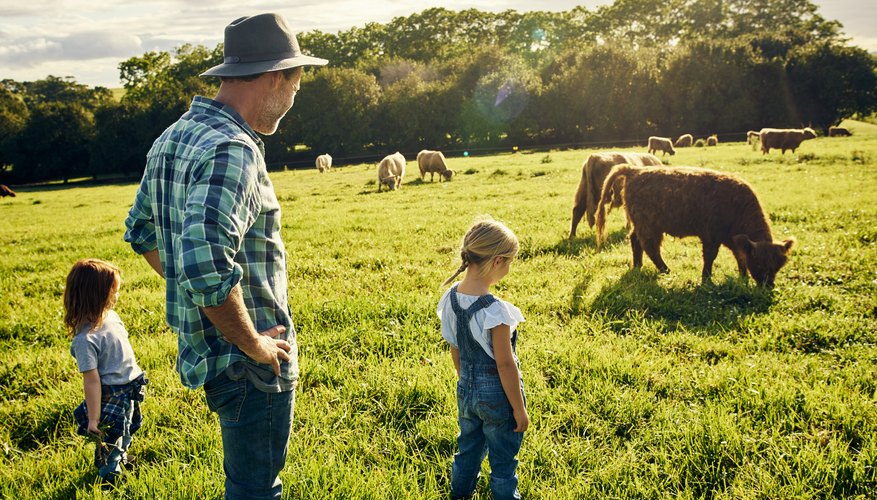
[{"xmin": 224, "ymin": 50, "xmax": 300, "ymax": 64}]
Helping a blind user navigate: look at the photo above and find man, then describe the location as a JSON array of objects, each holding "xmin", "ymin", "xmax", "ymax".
[{"xmin": 124, "ymin": 13, "xmax": 327, "ymax": 498}]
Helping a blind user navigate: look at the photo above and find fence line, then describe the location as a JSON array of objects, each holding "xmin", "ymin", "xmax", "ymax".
[{"xmin": 266, "ymin": 130, "xmax": 763, "ymax": 170}]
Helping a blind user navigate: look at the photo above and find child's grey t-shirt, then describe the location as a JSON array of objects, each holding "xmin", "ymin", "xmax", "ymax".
[{"xmin": 70, "ymin": 310, "xmax": 143, "ymax": 386}]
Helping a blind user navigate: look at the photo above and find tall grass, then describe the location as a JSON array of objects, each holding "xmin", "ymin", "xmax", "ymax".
[{"xmin": 1, "ymin": 120, "xmax": 875, "ymax": 498}]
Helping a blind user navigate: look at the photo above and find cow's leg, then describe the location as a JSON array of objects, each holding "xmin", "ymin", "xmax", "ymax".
[
  {"xmin": 640, "ymin": 233, "xmax": 669, "ymax": 273},
  {"xmin": 701, "ymin": 240, "xmax": 720, "ymax": 282},
  {"xmin": 630, "ymin": 232, "xmax": 644, "ymax": 269},
  {"xmin": 732, "ymin": 248, "xmax": 748, "ymax": 279},
  {"xmin": 430, "ymin": 172, "xmax": 435, "ymax": 182},
  {"xmin": 569, "ymin": 204, "xmax": 586, "ymax": 239}
]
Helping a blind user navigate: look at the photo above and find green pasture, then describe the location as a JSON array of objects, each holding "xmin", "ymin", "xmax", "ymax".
[{"xmin": 1, "ymin": 121, "xmax": 876, "ymax": 498}]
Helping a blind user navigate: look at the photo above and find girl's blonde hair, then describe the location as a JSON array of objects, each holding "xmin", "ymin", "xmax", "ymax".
[
  {"xmin": 442, "ymin": 217, "xmax": 519, "ymax": 286},
  {"xmin": 63, "ymin": 258, "xmax": 120, "ymax": 336}
]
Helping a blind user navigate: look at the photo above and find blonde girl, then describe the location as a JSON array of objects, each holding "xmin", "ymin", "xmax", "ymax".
[
  {"xmin": 65, "ymin": 258, "xmax": 147, "ymax": 484},
  {"xmin": 437, "ymin": 217, "xmax": 528, "ymax": 500}
]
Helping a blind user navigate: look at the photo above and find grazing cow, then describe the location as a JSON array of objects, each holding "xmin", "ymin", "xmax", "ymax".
[
  {"xmin": 569, "ymin": 152, "xmax": 663, "ymax": 239},
  {"xmin": 0, "ymin": 184, "xmax": 16, "ymax": 197},
  {"xmin": 377, "ymin": 152, "xmax": 406, "ymax": 192},
  {"xmin": 595, "ymin": 165, "xmax": 795, "ymax": 286},
  {"xmin": 417, "ymin": 150, "xmax": 454, "ymax": 182},
  {"xmin": 759, "ymin": 127, "xmax": 817, "ymax": 154},
  {"xmin": 828, "ymin": 126, "xmax": 852, "ymax": 137},
  {"xmin": 674, "ymin": 134, "xmax": 693, "ymax": 148},
  {"xmin": 747, "ymin": 131, "xmax": 760, "ymax": 145},
  {"xmin": 315, "ymin": 154, "xmax": 332, "ymax": 173},
  {"xmin": 707, "ymin": 135, "xmax": 718, "ymax": 146},
  {"xmin": 648, "ymin": 136, "xmax": 676, "ymax": 156}
]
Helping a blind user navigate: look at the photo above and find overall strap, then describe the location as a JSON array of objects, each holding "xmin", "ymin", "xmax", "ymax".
[{"xmin": 449, "ymin": 285, "xmax": 499, "ymax": 365}]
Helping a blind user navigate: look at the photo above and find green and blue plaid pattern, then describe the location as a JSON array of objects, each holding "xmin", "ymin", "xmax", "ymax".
[{"xmin": 124, "ymin": 97, "xmax": 297, "ymax": 389}]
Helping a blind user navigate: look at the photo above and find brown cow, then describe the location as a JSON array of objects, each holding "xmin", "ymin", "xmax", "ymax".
[
  {"xmin": 0, "ymin": 184, "xmax": 16, "ymax": 197},
  {"xmin": 569, "ymin": 152, "xmax": 662, "ymax": 239},
  {"xmin": 828, "ymin": 126, "xmax": 852, "ymax": 137},
  {"xmin": 595, "ymin": 165, "xmax": 795, "ymax": 286},
  {"xmin": 759, "ymin": 127, "xmax": 817, "ymax": 154},
  {"xmin": 417, "ymin": 150, "xmax": 454, "ymax": 181},
  {"xmin": 648, "ymin": 136, "xmax": 675, "ymax": 156},
  {"xmin": 674, "ymin": 134, "xmax": 693, "ymax": 147},
  {"xmin": 706, "ymin": 135, "xmax": 718, "ymax": 146}
]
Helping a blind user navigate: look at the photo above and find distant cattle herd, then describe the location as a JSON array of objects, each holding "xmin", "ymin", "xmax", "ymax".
[{"xmin": 7, "ymin": 123, "xmax": 857, "ymax": 286}]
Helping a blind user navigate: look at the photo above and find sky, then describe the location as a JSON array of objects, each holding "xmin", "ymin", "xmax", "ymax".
[{"xmin": 1, "ymin": 0, "xmax": 875, "ymax": 89}]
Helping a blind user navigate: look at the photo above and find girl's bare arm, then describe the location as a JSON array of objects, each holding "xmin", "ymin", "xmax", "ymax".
[
  {"xmin": 491, "ymin": 324, "xmax": 529, "ymax": 432},
  {"xmin": 82, "ymin": 369, "xmax": 102, "ymax": 435},
  {"xmin": 451, "ymin": 346, "xmax": 461, "ymax": 377}
]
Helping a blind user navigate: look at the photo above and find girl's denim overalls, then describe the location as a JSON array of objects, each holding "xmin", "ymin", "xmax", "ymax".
[{"xmin": 449, "ymin": 285, "xmax": 524, "ymax": 500}]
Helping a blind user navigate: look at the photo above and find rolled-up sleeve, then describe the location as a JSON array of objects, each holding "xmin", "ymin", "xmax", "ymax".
[
  {"xmin": 124, "ymin": 174, "xmax": 158, "ymax": 254},
  {"xmin": 178, "ymin": 142, "xmax": 262, "ymax": 308}
]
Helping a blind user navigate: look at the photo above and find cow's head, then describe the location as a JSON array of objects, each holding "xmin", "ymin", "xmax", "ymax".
[
  {"xmin": 734, "ymin": 235, "xmax": 795, "ymax": 287},
  {"xmin": 803, "ymin": 127, "xmax": 817, "ymax": 139},
  {"xmin": 380, "ymin": 175, "xmax": 399, "ymax": 190},
  {"xmin": 442, "ymin": 170, "xmax": 455, "ymax": 181}
]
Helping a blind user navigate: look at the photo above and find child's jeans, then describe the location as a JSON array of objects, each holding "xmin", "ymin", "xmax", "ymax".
[{"xmin": 451, "ymin": 368, "xmax": 524, "ymax": 500}]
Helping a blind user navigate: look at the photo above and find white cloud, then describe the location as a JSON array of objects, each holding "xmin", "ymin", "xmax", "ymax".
[{"xmin": 62, "ymin": 32, "xmax": 142, "ymax": 60}]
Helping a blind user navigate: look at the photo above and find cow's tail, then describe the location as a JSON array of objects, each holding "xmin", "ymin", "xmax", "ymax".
[{"xmin": 595, "ymin": 164, "xmax": 635, "ymax": 249}]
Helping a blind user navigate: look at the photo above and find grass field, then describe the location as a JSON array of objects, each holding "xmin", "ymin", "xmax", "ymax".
[{"xmin": 1, "ymin": 120, "xmax": 876, "ymax": 498}]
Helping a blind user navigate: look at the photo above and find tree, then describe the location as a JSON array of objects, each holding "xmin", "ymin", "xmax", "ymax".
[
  {"xmin": 658, "ymin": 40, "xmax": 763, "ymax": 135},
  {"xmin": 787, "ymin": 42, "xmax": 877, "ymax": 130},
  {"xmin": 0, "ymin": 85, "xmax": 29, "ymax": 176},
  {"xmin": 12, "ymin": 102, "xmax": 94, "ymax": 183},
  {"xmin": 539, "ymin": 44, "xmax": 659, "ymax": 143},
  {"xmin": 267, "ymin": 67, "xmax": 381, "ymax": 161}
]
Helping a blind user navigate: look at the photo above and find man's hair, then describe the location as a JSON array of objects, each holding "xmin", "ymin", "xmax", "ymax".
[{"xmin": 220, "ymin": 66, "xmax": 303, "ymax": 83}]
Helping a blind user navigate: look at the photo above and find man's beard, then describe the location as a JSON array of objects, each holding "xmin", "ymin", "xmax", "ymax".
[{"xmin": 254, "ymin": 93, "xmax": 294, "ymax": 135}]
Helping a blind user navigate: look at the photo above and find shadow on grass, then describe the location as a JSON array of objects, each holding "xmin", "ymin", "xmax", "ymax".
[
  {"xmin": 519, "ymin": 228, "xmax": 628, "ymax": 260},
  {"xmin": 580, "ymin": 268, "xmax": 775, "ymax": 331}
]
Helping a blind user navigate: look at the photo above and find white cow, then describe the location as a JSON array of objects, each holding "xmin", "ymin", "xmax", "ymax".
[
  {"xmin": 378, "ymin": 152, "xmax": 406, "ymax": 191},
  {"xmin": 315, "ymin": 154, "xmax": 332, "ymax": 173}
]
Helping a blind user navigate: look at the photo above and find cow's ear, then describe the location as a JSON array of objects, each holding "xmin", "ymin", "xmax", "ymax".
[
  {"xmin": 733, "ymin": 234, "xmax": 753, "ymax": 253},
  {"xmin": 781, "ymin": 238, "xmax": 796, "ymax": 254}
]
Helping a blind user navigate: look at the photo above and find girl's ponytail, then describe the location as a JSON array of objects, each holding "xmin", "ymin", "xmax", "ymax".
[{"xmin": 442, "ymin": 217, "xmax": 519, "ymax": 287}]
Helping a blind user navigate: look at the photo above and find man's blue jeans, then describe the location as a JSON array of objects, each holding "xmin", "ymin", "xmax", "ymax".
[
  {"xmin": 204, "ymin": 371, "xmax": 295, "ymax": 500},
  {"xmin": 451, "ymin": 370, "xmax": 524, "ymax": 500}
]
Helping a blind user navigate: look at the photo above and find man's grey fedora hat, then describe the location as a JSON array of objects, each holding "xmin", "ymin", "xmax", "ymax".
[{"xmin": 201, "ymin": 13, "xmax": 328, "ymax": 77}]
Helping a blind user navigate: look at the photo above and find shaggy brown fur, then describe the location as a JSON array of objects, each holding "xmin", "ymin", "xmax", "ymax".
[
  {"xmin": 759, "ymin": 127, "xmax": 817, "ymax": 154},
  {"xmin": 706, "ymin": 135, "xmax": 718, "ymax": 146},
  {"xmin": 595, "ymin": 165, "xmax": 795, "ymax": 286},
  {"xmin": 648, "ymin": 136, "xmax": 675, "ymax": 156},
  {"xmin": 416, "ymin": 150, "xmax": 454, "ymax": 182},
  {"xmin": 0, "ymin": 184, "xmax": 16, "ymax": 197},
  {"xmin": 569, "ymin": 152, "xmax": 662, "ymax": 238},
  {"xmin": 828, "ymin": 126, "xmax": 852, "ymax": 137},
  {"xmin": 674, "ymin": 134, "xmax": 693, "ymax": 147}
]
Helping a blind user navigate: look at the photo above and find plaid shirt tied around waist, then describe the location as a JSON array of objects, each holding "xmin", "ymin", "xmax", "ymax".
[{"xmin": 74, "ymin": 373, "xmax": 148, "ymax": 441}]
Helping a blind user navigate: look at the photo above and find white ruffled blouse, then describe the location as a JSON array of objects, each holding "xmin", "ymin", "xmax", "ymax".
[{"xmin": 437, "ymin": 283, "xmax": 525, "ymax": 360}]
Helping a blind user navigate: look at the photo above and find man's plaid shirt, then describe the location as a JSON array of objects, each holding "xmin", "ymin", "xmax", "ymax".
[{"xmin": 124, "ymin": 96, "xmax": 297, "ymax": 389}]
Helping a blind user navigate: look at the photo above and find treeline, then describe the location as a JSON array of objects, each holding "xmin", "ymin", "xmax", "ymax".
[{"xmin": 2, "ymin": 0, "xmax": 876, "ymax": 183}]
